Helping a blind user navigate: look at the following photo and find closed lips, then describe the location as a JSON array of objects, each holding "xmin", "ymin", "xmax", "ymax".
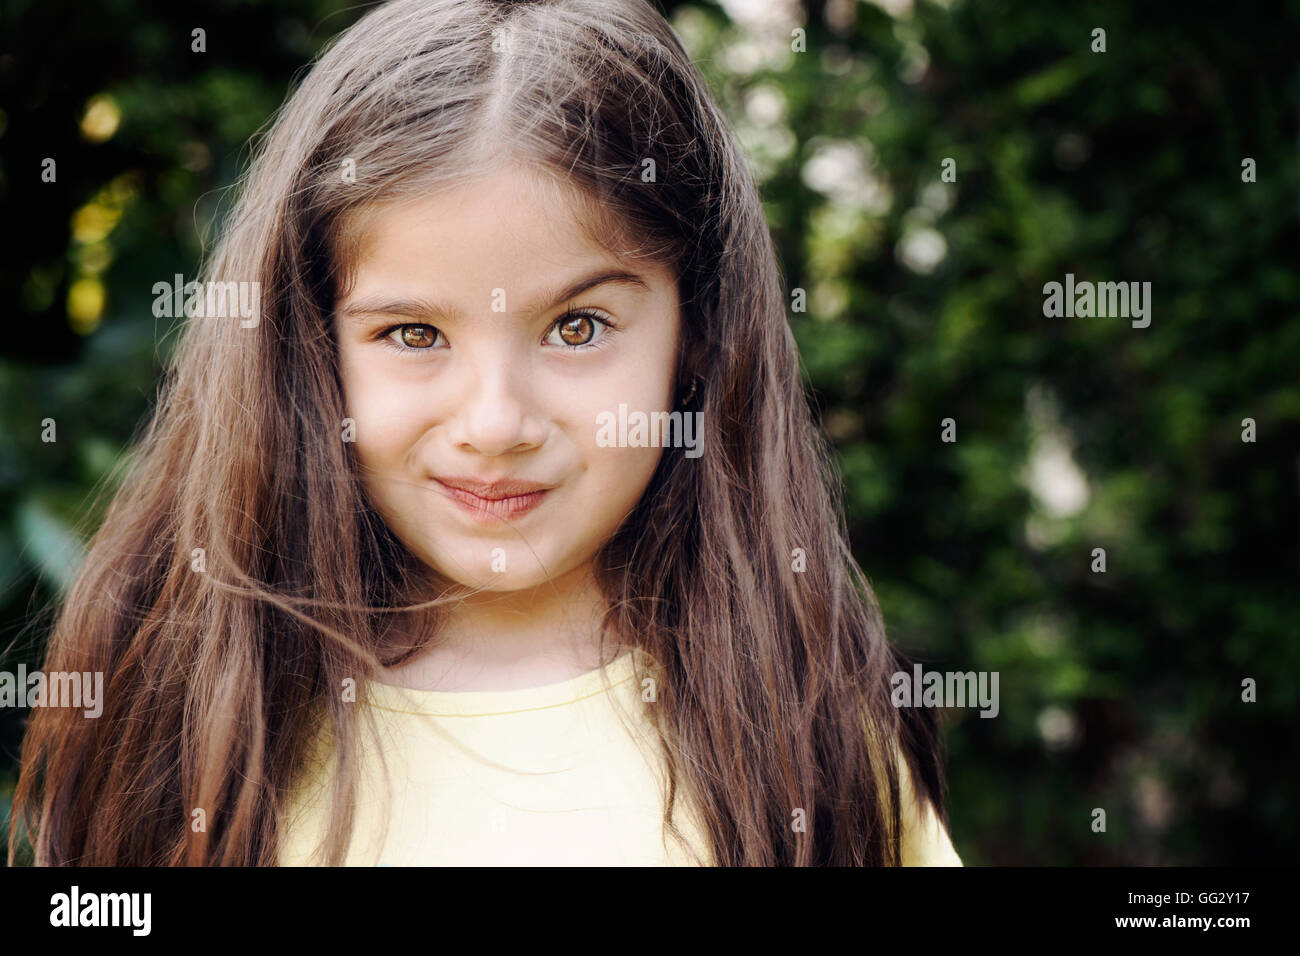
[
  {"xmin": 432, "ymin": 477, "xmax": 554, "ymax": 521},
  {"xmin": 434, "ymin": 477, "xmax": 553, "ymax": 499}
]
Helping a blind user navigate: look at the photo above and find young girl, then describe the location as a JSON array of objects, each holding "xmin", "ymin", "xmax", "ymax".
[{"xmin": 10, "ymin": 0, "xmax": 961, "ymax": 866}]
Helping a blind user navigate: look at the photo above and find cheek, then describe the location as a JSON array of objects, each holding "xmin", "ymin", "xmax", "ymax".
[
  {"xmin": 560, "ymin": 339, "xmax": 678, "ymax": 511},
  {"xmin": 351, "ymin": 421, "xmax": 407, "ymax": 480},
  {"xmin": 338, "ymin": 350, "xmax": 422, "ymax": 489},
  {"xmin": 348, "ymin": 427, "xmax": 412, "ymax": 536},
  {"xmin": 574, "ymin": 346, "xmax": 679, "ymax": 428},
  {"xmin": 583, "ymin": 444, "xmax": 664, "ymax": 520},
  {"xmin": 341, "ymin": 348, "xmax": 400, "ymax": 420}
]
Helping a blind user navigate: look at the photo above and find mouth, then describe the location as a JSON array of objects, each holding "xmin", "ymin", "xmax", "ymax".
[{"xmin": 432, "ymin": 476, "xmax": 554, "ymax": 522}]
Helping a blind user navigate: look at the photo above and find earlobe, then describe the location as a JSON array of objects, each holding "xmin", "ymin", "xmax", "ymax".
[{"xmin": 678, "ymin": 374, "xmax": 701, "ymax": 408}]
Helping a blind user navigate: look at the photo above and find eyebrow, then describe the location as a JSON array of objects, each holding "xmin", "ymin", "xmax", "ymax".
[{"xmin": 337, "ymin": 269, "xmax": 651, "ymax": 323}]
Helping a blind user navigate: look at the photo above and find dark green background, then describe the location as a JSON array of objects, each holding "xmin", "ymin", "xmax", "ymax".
[{"xmin": 1, "ymin": 0, "xmax": 1297, "ymax": 865}]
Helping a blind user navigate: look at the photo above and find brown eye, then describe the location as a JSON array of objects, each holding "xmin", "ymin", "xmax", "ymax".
[
  {"xmin": 543, "ymin": 309, "xmax": 616, "ymax": 350},
  {"xmin": 557, "ymin": 314, "xmax": 595, "ymax": 346},
  {"xmin": 396, "ymin": 325, "xmax": 439, "ymax": 348}
]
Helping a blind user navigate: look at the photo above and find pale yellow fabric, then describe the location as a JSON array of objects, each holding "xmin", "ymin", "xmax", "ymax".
[
  {"xmin": 279, "ymin": 649, "xmax": 962, "ymax": 866},
  {"xmin": 898, "ymin": 746, "xmax": 964, "ymax": 866}
]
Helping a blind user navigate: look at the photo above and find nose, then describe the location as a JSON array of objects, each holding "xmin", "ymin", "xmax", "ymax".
[{"xmin": 447, "ymin": 355, "xmax": 547, "ymax": 457}]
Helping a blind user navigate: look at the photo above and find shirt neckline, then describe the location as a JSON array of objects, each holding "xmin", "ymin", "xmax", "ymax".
[{"xmin": 364, "ymin": 649, "xmax": 638, "ymax": 718}]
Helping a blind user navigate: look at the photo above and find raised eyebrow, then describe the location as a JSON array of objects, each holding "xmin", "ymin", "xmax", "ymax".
[{"xmin": 336, "ymin": 269, "xmax": 651, "ymax": 323}]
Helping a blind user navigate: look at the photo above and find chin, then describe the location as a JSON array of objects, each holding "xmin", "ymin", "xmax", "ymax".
[{"xmin": 425, "ymin": 548, "xmax": 577, "ymax": 594}]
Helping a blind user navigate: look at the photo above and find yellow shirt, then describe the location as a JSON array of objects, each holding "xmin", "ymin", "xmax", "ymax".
[{"xmin": 279, "ymin": 649, "xmax": 962, "ymax": 866}]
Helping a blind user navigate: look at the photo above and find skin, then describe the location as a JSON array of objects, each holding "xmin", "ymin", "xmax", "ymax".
[{"xmin": 333, "ymin": 165, "xmax": 681, "ymax": 691}]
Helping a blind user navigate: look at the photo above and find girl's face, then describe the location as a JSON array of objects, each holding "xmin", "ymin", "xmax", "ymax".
[{"xmin": 334, "ymin": 167, "xmax": 681, "ymax": 592}]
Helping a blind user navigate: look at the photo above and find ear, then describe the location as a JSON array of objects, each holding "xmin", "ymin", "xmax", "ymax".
[
  {"xmin": 677, "ymin": 374, "xmax": 701, "ymax": 409},
  {"xmin": 674, "ymin": 343, "xmax": 704, "ymax": 407},
  {"xmin": 673, "ymin": 326, "xmax": 705, "ymax": 407}
]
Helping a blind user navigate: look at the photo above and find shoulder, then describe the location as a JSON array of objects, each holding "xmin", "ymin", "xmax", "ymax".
[{"xmin": 896, "ymin": 746, "xmax": 963, "ymax": 866}]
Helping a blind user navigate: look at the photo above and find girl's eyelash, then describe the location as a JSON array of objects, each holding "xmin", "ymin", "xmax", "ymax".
[
  {"xmin": 374, "ymin": 308, "xmax": 620, "ymax": 354},
  {"xmin": 548, "ymin": 307, "xmax": 619, "ymax": 350},
  {"xmin": 376, "ymin": 324, "xmax": 444, "ymax": 355}
]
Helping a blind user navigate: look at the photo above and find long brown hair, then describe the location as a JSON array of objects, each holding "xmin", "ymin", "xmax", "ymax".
[{"xmin": 9, "ymin": 0, "xmax": 946, "ymax": 866}]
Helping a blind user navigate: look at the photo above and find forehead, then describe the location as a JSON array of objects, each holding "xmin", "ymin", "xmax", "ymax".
[
  {"xmin": 340, "ymin": 166, "xmax": 645, "ymax": 288},
  {"xmin": 367, "ymin": 173, "xmax": 574, "ymax": 261},
  {"xmin": 338, "ymin": 165, "xmax": 670, "ymax": 306}
]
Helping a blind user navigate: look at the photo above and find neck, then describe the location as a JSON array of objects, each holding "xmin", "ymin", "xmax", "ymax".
[{"xmin": 380, "ymin": 562, "xmax": 623, "ymax": 692}]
